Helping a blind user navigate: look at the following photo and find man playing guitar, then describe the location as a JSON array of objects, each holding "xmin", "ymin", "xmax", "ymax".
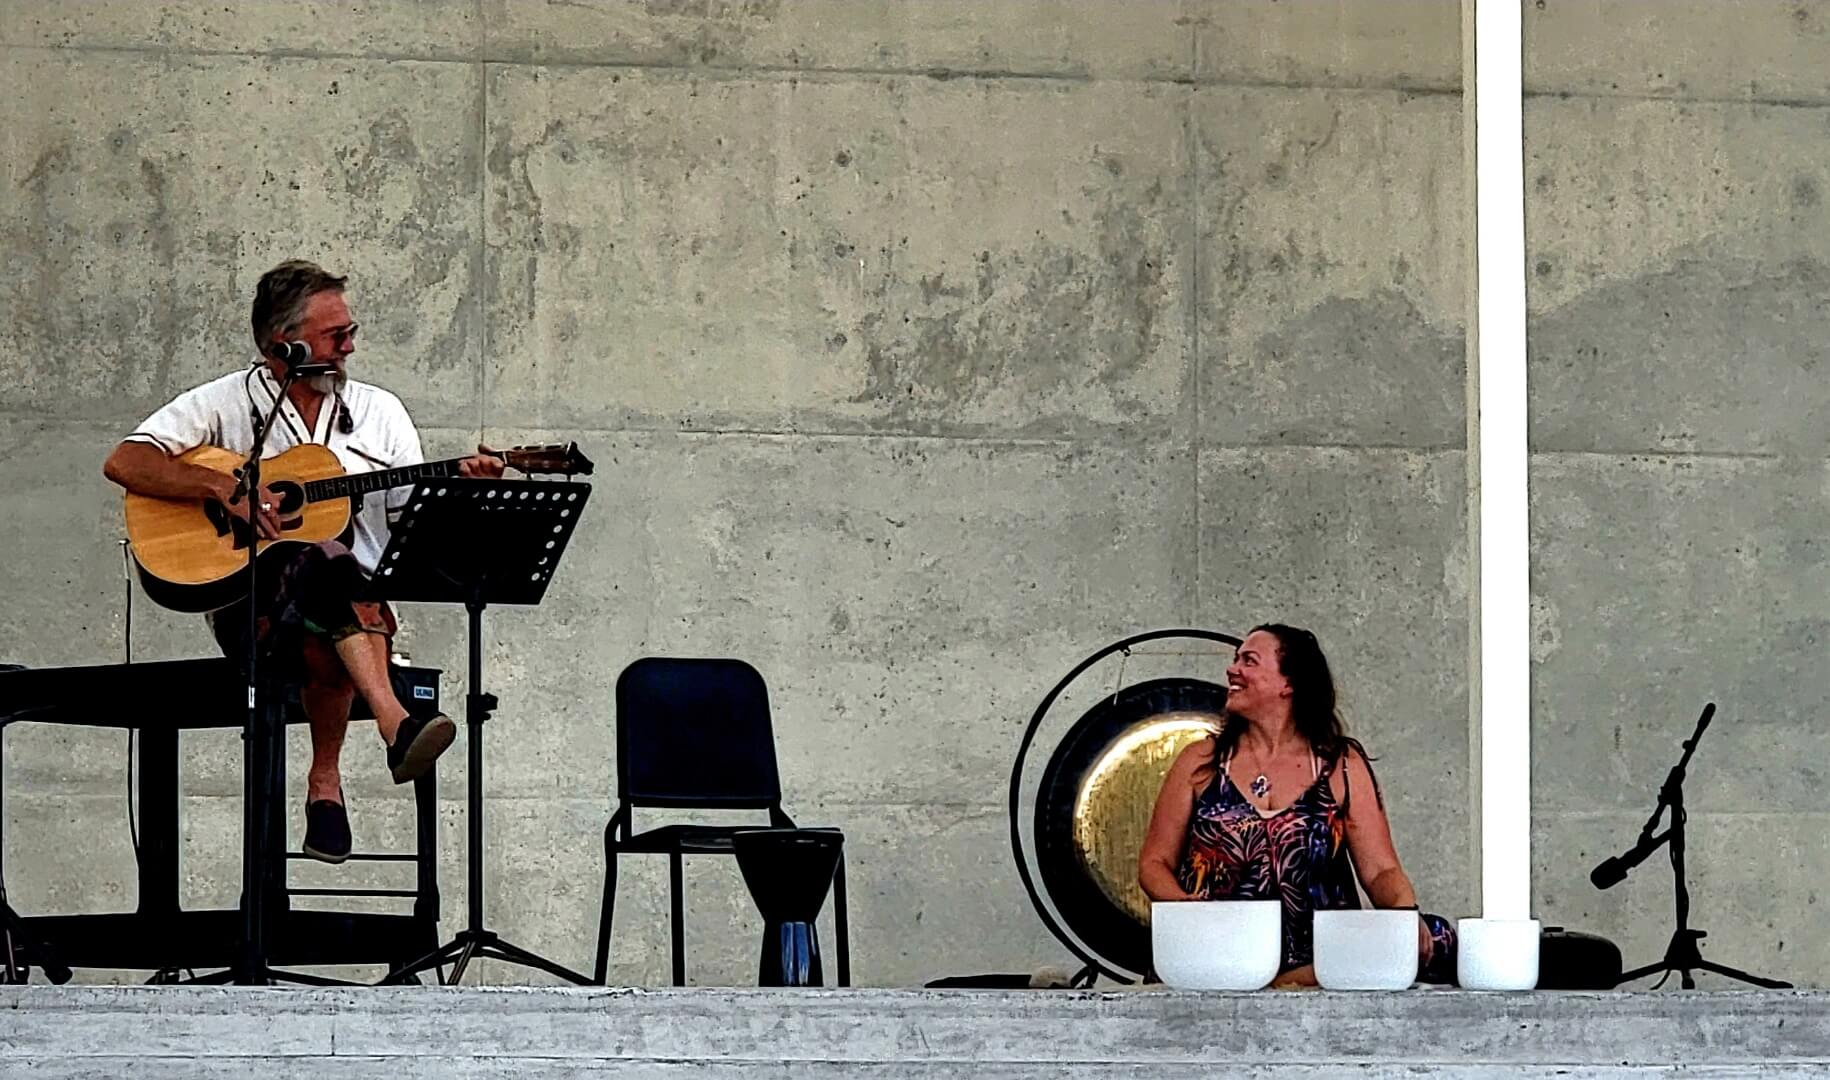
[{"xmin": 103, "ymin": 260, "xmax": 504, "ymax": 864}]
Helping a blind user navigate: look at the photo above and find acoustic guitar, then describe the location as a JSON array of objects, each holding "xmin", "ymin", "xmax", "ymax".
[{"xmin": 124, "ymin": 441, "xmax": 593, "ymax": 613}]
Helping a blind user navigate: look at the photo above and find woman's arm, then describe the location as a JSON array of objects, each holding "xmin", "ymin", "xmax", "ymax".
[
  {"xmin": 1137, "ymin": 741, "xmax": 1211, "ymax": 902},
  {"xmin": 1337, "ymin": 745, "xmax": 1418, "ymax": 910}
]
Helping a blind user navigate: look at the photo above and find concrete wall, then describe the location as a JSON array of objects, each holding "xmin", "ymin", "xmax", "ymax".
[
  {"xmin": 0, "ymin": 1, "xmax": 1818, "ymax": 989},
  {"xmin": 1522, "ymin": 0, "xmax": 1830, "ymax": 988}
]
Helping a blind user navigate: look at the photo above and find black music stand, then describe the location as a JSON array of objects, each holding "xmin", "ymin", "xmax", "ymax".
[{"xmin": 375, "ymin": 477, "xmax": 592, "ymax": 985}]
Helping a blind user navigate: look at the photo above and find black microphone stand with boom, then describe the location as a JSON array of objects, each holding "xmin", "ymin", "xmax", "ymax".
[
  {"xmin": 1589, "ymin": 702, "xmax": 1791, "ymax": 990},
  {"xmin": 214, "ymin": 340, "xmax": 337, "ymax": 986}
]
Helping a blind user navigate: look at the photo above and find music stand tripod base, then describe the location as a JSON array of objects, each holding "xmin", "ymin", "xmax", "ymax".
[{"xmin": 373, "ymin": 477, "xmax": 593, "ymax": 986}]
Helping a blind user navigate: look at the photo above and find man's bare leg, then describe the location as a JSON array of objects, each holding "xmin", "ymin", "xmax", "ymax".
[
  {"xmin": 330, "ymin": 601, "xmax": 453, "ymax": 786},
  {"xmin": 331, "ymin": 628, "xmax": 410, "ymax": 744},
  {"xmin": 300, "ymin": 635, "xmax": 356, "ymax": 805}
]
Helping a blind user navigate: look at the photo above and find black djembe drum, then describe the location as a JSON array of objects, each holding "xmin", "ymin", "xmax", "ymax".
[{"xmin": 733, "ymin": 828, "xmax": 845, "ymax": 986}]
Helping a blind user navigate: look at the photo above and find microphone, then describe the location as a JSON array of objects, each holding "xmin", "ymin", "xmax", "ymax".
[
  {"xmin": 1589, "ymin": 819, "xmax": 1672, "ymax": 889},
  {"xmin": 271, "ymin": 340, "xmax": 308, "ymax": 364},
  {"xmin": 1589, "ymin": 852, "xmax": 1643, "ymax": 890},
  {"xmin": 270, "ymin": 340, "xmax": 335, "ymax": 376}
]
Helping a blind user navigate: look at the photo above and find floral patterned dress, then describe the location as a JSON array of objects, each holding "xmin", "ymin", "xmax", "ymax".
[{"xmin": 1173, "ymin": 741, "xmax": 1456, "ymax": 981}]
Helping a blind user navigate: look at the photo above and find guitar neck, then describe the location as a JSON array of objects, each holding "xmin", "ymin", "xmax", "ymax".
[{"xmin": 302, "ymin": 458, "xmax": 466, "ymax": 503}]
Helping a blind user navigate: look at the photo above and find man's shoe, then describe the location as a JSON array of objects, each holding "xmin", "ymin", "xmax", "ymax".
[
  {"xmin": 388, "ymin": 712, "xmax": 456, "ymax": 784},
  {"xmin": 303, "ymin": 797, "xmax": 352, "ymax": 864}
]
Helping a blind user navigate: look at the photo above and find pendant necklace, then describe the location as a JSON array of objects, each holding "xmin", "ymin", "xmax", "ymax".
[
  {"xmin": 1238, "ymin": 743, "xmax": 1273, "ymax": 799},
  {"xmin": 1243, "ymin": 749, "xmax": 1271, "ymax": 798}
]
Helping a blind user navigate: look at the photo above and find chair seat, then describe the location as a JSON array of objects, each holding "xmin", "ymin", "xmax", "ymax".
[{"xmin": 615, "ymin": 823, "xmax": 775, "ymax": 854}]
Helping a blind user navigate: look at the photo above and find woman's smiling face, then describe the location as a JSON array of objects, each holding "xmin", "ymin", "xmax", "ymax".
[{"xmin": 1225, "ymin": 629, "xmax": 1291, "ymax": 719}]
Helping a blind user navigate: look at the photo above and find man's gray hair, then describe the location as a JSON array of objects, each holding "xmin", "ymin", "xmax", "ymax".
[{"xmin": 251, "ymin": 260, "xmax": 347, "ymax": 356}]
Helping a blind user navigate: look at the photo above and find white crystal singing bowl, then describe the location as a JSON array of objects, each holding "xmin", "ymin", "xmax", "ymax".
[
  {"xmin": 1457, "ymin": 917, "xmax": 1541, "ymax": 990},
  {"xmin": 1313, "ymin": 909, "xmax": 1420, "ymax": 990},
  {"xmin": 1150, "ymin": 900, "xmax": 1282, "ymax": 990}
]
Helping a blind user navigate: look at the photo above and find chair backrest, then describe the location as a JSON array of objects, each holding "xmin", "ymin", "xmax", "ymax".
[{"xmin": 614, "ymin": 656, "xmax": 784, "ymax": 810}]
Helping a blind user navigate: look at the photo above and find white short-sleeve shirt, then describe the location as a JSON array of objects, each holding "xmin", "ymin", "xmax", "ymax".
[{"xmin": 125, "ymin": 360, "xmax": 425, "ymax": 575}]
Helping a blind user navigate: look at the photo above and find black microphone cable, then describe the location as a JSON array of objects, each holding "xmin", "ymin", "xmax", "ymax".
[{"xmin": 121, "ymin": 541, "xmax": 139, "ymax": 859}]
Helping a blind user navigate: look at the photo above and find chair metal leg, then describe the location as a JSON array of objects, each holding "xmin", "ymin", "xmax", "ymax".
[
  {"xmin": 833, "ymin": 850, "xmax": 850, "ymax": 988},
  {"xmin": 669, "ymin": 850, "xmax": 685, "ymax": 986},
  {"xmin": 594, "ymin": 830, "xmax": 619, "ymax": 986}
]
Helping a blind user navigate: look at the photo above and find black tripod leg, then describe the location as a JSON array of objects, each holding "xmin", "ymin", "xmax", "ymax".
[
  {"xmin": 446, "ymin": 936, "xmax": 482, "ymax": 985},
  {"xmin": 1691, "ymin": 959, "xmax": 1793, "ymax": 989},
  {"xmin": 485, "ymin": 937, "xmax": 594, "ymax": 986},
  {"xmin": 268, "ymin": 968, "xmax": 358, "ymax": 987},
  {"xmin": 1616, "ymin": 960, "xmax": 1668, "ymax": 985},
  {"xmin": 380, "ymin": 939, "xmax": 463, "ymax": 986}
]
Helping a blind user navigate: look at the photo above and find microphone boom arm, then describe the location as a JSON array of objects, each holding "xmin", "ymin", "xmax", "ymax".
[{"xmin": 1590, "ymin": 704, "xmax": 1710, "ymax": 890}]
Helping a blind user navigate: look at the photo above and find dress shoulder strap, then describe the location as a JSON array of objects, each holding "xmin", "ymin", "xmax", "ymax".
[
  {"xmin": 1313, "ymin": 744, "xmax": 1349, "ymax": 812},
  {"xmin": 1327, "ymin": 740, "xmax": 1388, "ymax": 816}
]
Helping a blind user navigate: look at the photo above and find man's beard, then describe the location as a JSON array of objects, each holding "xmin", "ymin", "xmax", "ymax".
[{"xmin": 306, "ymin": 369, "xmax": 347, "ymax": 396}]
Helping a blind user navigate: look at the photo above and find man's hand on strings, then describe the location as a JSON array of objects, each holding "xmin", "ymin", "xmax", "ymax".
[{"xmin": 458, "ymin": 444, "xmax": 507, "ymax": 479}]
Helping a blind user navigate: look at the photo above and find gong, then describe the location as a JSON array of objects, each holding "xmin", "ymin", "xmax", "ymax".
[{"xmin": 1009, "ymin": 629, "xmax": 1239, "ymax": 983}]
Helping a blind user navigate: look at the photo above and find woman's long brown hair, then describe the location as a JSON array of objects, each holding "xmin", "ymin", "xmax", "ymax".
[{"xmin": 1194, "ymin": 623, "xmax": 1355, "ymax": 788}]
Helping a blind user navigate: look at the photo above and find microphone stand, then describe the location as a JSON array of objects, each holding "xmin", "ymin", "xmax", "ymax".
[
  {"xmin": 1596, "ymin": 703, "xmax": 1791, "ymax": 990},
  {"xmin": 225, "ymin": 356, "xmax": 319, "ymax": 985}
]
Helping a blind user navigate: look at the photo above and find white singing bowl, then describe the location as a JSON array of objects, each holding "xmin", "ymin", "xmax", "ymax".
[
  {"xmin": 1313, "ymin": 909, "xmax": 1420, "ymax": 990},
  {"xmin": 1150, "ymin": 900, "xmax": 1282, "ymax": 990}
]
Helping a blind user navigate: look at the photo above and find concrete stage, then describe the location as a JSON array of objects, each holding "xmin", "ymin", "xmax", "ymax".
[{"xmin": 2, "ymin": 986, "xmax": 1827, "ymax": 1078}]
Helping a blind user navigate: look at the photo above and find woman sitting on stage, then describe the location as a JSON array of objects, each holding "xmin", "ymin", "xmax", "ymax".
[{"xmin": 1137, "ymin": 623, "xmax": 1456, "ymax": 985}]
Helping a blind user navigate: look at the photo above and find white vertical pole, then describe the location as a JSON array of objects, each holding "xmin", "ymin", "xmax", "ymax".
[{"xmin": 1473, "ymin": 0, "xmax": 1531, "ymax": 923}]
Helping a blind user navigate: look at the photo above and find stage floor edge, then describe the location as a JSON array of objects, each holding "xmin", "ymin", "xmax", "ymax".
[{"xmin": 1, "ymin": 985, "xmax": 1826, "ymax": 1077}]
